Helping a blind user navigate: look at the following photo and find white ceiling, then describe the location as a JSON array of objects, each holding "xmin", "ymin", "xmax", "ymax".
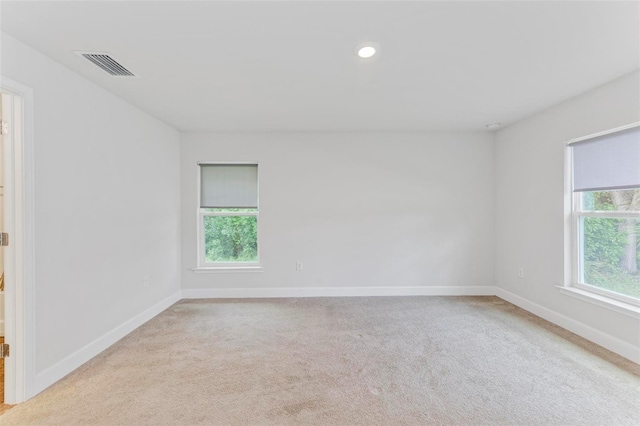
[{"xmin": 1, "ymin": 1, "xmax": 638, "ymax": 132}]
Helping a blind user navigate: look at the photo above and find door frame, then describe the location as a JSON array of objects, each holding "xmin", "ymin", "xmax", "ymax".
[{"xmin": 1, "ymin": 76, "xmax": 35, "ymax": 404}]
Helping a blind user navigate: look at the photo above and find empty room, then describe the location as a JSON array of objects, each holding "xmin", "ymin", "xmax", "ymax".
[{"xmin": 0, "ymin": 0, "xmax": 639, "ymax": 424}]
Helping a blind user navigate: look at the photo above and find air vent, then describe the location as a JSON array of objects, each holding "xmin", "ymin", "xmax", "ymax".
[{"xmin": 75, "ymin": 52, "xmax": 137, "ymax": 77}]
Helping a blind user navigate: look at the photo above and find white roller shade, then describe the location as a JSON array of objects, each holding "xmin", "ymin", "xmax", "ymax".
[
  {"xmin": 200, "ymin": 164, "xmax": 258, "ymax": 208},
  {"xmin": 572, "ymin": 126, "xmax": 640, "ymax": 192}
]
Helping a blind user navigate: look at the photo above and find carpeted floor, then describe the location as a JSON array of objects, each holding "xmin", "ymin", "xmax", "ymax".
[{"xmin": 1, "ymin": 296, "xmax": 639, "ymax": 425}]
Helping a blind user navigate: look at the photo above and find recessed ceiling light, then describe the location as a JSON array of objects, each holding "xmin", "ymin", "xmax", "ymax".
[
  {"xmin": 486, "ymin": 123, "xmax": 501, "ymax": 131},
  {"xmin": 358, "ymin": 46, "xmax": 376, "ymax": 58},
  {"xmin": 355, "ymin": 42, "xmax": 379, "ymax": 59}
]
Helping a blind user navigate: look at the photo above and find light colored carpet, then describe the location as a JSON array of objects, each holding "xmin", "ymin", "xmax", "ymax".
[{"xmin": 1, "ymin": 296, "xmax": 639, "ymax": 425}]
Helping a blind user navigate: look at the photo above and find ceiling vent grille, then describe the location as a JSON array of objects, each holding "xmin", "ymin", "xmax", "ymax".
[{"xmin": 76, "ymin": 52, "xmax": 136, "ymax": 77}]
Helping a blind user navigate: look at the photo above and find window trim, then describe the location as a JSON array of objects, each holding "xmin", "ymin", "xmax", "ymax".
[
  {"xmin": 564, "ymin": 122, "xmax": 640, "ymax": 309},
  {"xmin": 195, "ymin": 162, "xmax": 261, "ymax": 271},
  {"xmin": 557, "ymin": 285, "xmax": 640, "ymax": 319}
]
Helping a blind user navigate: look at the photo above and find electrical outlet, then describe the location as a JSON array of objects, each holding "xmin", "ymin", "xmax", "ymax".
[
  {"xmin": 143, "ymin": 275, "xmax": 149, "ymax": 287},
  {"xmin": 296, "ymin": 261, "xmax": 303, "ymax": 271},
  {"xmin": 517, "ymin": 269, "xmax": 525, "ymax": 278}
]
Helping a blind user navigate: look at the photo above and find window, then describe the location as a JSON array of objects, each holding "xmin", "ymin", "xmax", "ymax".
[
  {"xmin": 568, "ymin": 124, "xmax": 640, "ymax": 305},
  {"xmin": 198, "ymin": 164, "xmax": 259, "ymax": 268}
]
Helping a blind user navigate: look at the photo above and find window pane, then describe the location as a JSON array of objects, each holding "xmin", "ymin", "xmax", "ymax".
[
  {"xmin": 581, "ymin": 189, "xmax": 640, "ymax": 212},
  {"xmin": 581, "ymin": 216, "xmax": 640, "ymax": 298},
  {"xmin": 204, "ymin": 216, "xmax": 258, "ymax": 263}
]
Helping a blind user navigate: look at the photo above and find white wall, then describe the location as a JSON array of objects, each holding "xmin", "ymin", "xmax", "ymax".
[
  {"xmin": 181, "ymin": 132, "xmax": 495, "ymax": 293},
  {"xmin": 1, "ymin": 33, "xmax": 181, "ymax": 378},
  {"xmin": 494, "ymin": 71, "xmax": 640, "ymax": 349}
]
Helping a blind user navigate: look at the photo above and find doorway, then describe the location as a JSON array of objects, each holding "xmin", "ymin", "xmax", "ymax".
[{"xmin": 0, "ymin": 78, "xmax": 35, "ymax": 406}]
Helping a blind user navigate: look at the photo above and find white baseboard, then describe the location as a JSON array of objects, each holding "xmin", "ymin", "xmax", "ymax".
[
  {"xmin": 33, "ymin": 291, "xmax": 182, "ymax": 396},
  {"xmin": 181, "ymin": 285, "xmax": 497, "ymax": 299},
  {"xmin": 495, "ymin": 288, "xmax": 640, "ymax": 364}
]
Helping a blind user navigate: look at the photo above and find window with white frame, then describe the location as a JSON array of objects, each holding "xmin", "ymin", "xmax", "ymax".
[
  {"xmin": 198, "ymin": 164, "xmax": 259, "ymax": 267},
  {"xmin": 569, "ymin": 124, "xmax": 640, "ymax": 304}
]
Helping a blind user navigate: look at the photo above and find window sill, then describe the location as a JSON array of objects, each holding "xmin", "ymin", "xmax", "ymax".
[
  {"xmin": 192, "ymin": 266, "xmax": 263, "ymax": 274},
  {"xmin": 556, "ymin": 286, "xmax": 640, "ymax": 319}
]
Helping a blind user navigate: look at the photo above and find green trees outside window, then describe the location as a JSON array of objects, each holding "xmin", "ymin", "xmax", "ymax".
[
  {"xmin": 203, "ymin": 209, "xmax": 258, "ymax": 263},
  {"xmin": 582, "ymin": 189, "xmax": 640, "ymax": 298}
]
